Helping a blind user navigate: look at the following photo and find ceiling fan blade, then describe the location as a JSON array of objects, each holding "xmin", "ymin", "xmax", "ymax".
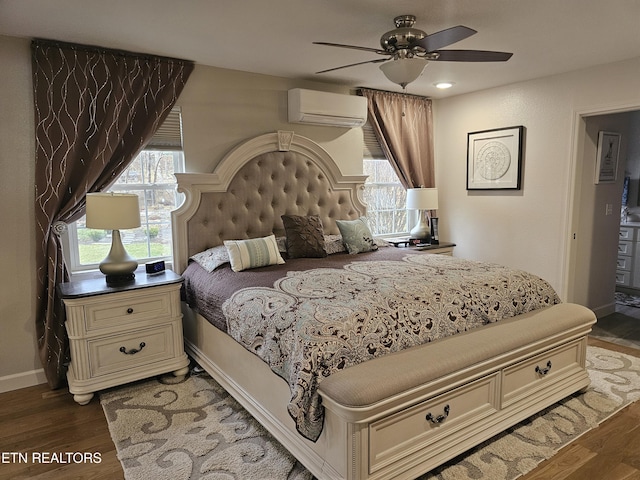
[
  {"xmin": 414, "ymin": 25, "xmax": 477, "ymax": 52},
  {"xmin": 313, "ymin": 41, "xmax": 388, "ymax": 55},
  {"xmin": 316, "ymin": 58, "xmax": 389, "ymax": 74},
  {"xmin": 433, "ymin": 49, "xmax": 513, "ymax": 62}
]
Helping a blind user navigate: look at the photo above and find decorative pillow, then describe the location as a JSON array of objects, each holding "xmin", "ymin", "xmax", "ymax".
[
  {"xmin": 281, "ymin": 214, "xmax": 327, "ymax": 258},
  {"xmin": 189, "ymin": 245, "xmax": 230, "ymax": 272},
  {"xmin": 324, "ymin": 234, "xmax": 347, "ymax": 255},
  {"xmin": 335, "ymin": 217, "xmax": 379, "ymax": 254},
  {"xmin": 224, "ymin": 235, "xmax": 286, "ymax": 272},
  {"xmin": 276, "ymin": 236, "xmax": 288, "ymax": 255}
]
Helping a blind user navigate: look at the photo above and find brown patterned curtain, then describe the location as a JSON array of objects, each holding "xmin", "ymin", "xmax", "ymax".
[
  {"xmin": 359, "ymin": 88, "xmax": 435, "ymax": 189},
  {"xmin": 32, "ymin": 39, "xmax": 194, "ymax": 388}
]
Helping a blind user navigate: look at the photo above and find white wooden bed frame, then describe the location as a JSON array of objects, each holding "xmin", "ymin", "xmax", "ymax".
[{"xmin": 171, "ymin": 131, "xmax": 596, "ymax": 480}]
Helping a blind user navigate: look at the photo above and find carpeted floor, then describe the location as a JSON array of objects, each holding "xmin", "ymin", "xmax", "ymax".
[{"xmin": 101, "ymin": 346, "xmax": 640, "ymax": 480}]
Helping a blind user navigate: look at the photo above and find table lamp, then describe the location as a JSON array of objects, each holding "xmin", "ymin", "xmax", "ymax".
[
  {"xmin": 86, "ymin": 193, "xmax": 141, "ymax": 283},
  {"xmin": 406, "ymin": 187, "xmax": 438, "ymax": 244}
]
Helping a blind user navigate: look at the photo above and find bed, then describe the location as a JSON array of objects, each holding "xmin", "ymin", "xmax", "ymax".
[{"xmin": 171, "ymin": 131, "xmax": 596, "ymax": 480}]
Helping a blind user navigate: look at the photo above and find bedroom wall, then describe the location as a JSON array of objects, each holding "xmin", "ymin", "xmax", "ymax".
[
  {"xmin": 175, "ymin": 65, "xmax": 365, "ymax": 175},
  {"xmin": 433, "ymin": 57, "xmax": 640, "ymax": 311},
  {"xmin": 0, "ymin": 36, "xmax": 44, "ymax": 390}
]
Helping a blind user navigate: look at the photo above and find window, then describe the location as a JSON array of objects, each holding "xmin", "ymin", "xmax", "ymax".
[
  {"xmin": 362, "ymin": 122, "xmax": 407, "ymax": 235},
  {"xmin": 66, "ymin": 109, "xmax": 185, "ymax": 273}
]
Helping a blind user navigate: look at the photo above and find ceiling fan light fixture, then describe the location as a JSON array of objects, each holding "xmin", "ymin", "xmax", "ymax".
[{"xmin": 379, "ymin": 58, "xmax": 427, "ymax": 88}]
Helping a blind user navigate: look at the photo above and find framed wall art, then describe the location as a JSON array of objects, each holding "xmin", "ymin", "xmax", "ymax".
[
  {"xmin": 467, "ymin": 125, "xmax": 524, "ymax": 190},
  {"xmin": 594, "ymin": 131, "xmax": 621, "ymax": 184}
]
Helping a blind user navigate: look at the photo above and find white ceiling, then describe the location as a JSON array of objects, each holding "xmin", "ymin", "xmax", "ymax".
[{"xmin": 2, "ymin": 0, "xmax": 640, "ymax": 98}]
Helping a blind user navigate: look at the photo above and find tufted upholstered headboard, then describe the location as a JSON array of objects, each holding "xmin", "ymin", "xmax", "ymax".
[{"xmin": 171, "ymin": 131, "xmax": 368, "ymax": 273}]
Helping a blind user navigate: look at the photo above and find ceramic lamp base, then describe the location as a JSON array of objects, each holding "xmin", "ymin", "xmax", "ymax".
[
  {"xmin": 99, "ymin": 230, "xmax": 138, "ymax": 282},
  {"xmin": 410, "ymin": 211, "xmax": 432, "ymax": 244}
]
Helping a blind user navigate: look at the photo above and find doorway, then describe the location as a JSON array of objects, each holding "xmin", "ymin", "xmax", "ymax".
[{"xmin": 565, "ymin": 108, "xmax": 640, "ymax": 317}]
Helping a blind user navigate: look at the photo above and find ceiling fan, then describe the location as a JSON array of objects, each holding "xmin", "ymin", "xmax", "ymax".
[{"xmin": 314, "ymin": 15, "xmax": 513, "ymax": 88}]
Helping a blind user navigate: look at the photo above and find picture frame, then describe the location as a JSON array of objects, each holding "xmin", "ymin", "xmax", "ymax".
[
  {"xmin": 467, "ymin": 126, "xmax": 524, "ymax": 190},
  {"xmin": 594, "ymin": 131, "xmax": 621, "ymax": 184}
]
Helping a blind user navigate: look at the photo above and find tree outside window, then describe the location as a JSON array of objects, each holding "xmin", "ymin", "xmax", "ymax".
[{"xmin": 363, "ymin": 158, "xmax": 407, "ymax": 235}]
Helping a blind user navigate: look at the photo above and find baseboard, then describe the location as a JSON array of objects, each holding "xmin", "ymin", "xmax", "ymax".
[
  {"xmin": 0, "ymin": 368, "xmax": 47, "ymax": 393},
  {"xmin": 591, "ymin": 302, "xmax": 616, "ymax": 319}
]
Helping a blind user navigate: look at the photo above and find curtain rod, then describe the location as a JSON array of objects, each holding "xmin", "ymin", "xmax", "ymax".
[
  {"xmin": 31, "ymin": 38, "xmax": 194, "ymax": 64},
  {"xmin": 356, "ymin": 86, "xmax": 431, "ymax": 100}
]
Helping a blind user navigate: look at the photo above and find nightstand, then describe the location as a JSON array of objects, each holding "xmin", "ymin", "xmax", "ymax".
[{"xmin": 58, "ymin": 269, "xmax": 190, "ymax": 405}]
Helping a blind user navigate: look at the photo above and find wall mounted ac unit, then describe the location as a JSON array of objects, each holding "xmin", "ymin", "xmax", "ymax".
[{"xmin": 288, "ymin": 88, "xmax": 367, "ymax": 128}]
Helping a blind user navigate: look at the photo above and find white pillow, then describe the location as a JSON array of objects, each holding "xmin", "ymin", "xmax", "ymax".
[
  {"xmin": 224, "ymin": 235, "xmax": 286, "ymax": 272},
  {"xmin": 189, "ymin": 245, "xmax": 229, "ymax": 272}
]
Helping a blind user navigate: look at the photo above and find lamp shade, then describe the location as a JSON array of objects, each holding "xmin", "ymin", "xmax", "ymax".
[
  {"xmin": 406, "ymin": 188, "xmax": 438, "ymax": 210},
  {"xmin": 86, "ymin": 193, "xmax": 141, "ymax": 230},
  {"xmin": 380, "ymin": 58, "xmax": 428, "ymax": 88}
]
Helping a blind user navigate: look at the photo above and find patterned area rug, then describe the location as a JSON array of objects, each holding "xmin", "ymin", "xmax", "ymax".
[
  {"xmin": 615, "ymin": 291, "xmax": 640, "ymax": 308},
  {"xmin": 101, "ymin": 346, "xmax": 640, "ymax": 480}
]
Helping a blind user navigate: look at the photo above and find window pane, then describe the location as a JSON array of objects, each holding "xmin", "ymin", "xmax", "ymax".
[
  {"xmin": 363, "ymin": 159, "xmax": 406, "ymax": 235},
  {"xmin": 73, "ymin": 150, "xmax": 183, "ymax": 268}
]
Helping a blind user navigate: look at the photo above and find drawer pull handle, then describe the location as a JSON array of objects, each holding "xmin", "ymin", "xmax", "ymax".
[
  {"xmin": 119, "ymin": 342, "xmax": 146, "ymax": 355},
  {"xmin": 535, "ymin": 360, "xmax": 552, "ymax": 376},
  {"xmin": 126, "ymin": 308, "xmax": 134, "ymax": 314},
  {"xmin": 425, "ymin": 404, "xmax": 450, "ymax": 424}
]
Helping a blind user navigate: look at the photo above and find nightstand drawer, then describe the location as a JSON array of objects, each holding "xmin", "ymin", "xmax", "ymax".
[
  {"xmin": 84, "ymin": 291, "xmax": 174, "ymax": 332},
  {"xmin": 88, "ymin": 324, "xmax": 175, "ymax": 377}
]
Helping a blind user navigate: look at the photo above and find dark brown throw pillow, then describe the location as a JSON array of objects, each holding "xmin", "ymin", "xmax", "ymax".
[{"xmin": 281, "ymin": 214, "xmax": 328, "ymax": 258}]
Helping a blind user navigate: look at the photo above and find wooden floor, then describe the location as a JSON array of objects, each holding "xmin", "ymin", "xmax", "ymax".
[{"xmin": 0, "ymin": 339, "xmax": 638, "ymax": 480}]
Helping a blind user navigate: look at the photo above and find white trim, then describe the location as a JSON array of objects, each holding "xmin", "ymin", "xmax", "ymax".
[{"xmin": 0, "ymin": 368, "xmax": 48, "ymax": 393}]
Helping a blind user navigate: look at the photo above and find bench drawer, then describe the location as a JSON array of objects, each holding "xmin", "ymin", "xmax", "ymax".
[
  {"xmin": 368, "ymin": 373, "xmax": 500, "ymax": 474},
  {"xmin": 502, "ymin": 340, "xmax": 583, "ymax": 406}
]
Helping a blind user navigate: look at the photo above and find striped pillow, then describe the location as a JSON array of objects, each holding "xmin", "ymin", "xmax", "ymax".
[{"xmin": 224, "ymin": 235, "xmax": 285, "ymax": 272}]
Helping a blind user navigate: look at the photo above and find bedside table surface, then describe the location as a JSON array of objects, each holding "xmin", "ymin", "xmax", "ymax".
[
  {"xmin": 414, "ymin": 242, "xmax": 456, "ymax": 251},
  {"xmin": 386, "ymin": 237, "xmax": 456, "ymax": 250},
  {"xmin": 58, "ymin": 269, "xmax": 182, "ymax": 299}
]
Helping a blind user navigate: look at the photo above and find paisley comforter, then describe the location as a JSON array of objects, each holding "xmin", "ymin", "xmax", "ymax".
[{"xmin": 183, "ymin": 249, "xmax": 560, "ymax": 441}]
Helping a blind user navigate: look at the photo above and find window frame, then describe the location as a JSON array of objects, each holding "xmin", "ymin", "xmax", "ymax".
[
  {"xmin": 65, "ymin": 150, "xmax": 185, "ymax": 274},
  {"xmin": 361, "ymin": 120, "xmax": 409, "ymax": 236},
  {"xmin": 63, "ymin": 108, "xmax": 185, "ymax": 276},
  {"xmin": 362, "ymin": 158, "xmax": 409, "ymax": 236}
]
